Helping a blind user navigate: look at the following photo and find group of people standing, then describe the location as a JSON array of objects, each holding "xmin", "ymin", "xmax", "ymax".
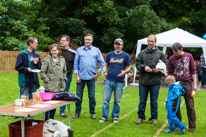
[
  {"xmin": 15, "ymin": 33, "xmax": 196, "ymax": 133},
  {"xmin": 135, "ymin": 34, "xmax": 196, "ymax": 133},
  {"xmin": 15, "ymin": 34, "xmax": 130, "ymax": 123}
]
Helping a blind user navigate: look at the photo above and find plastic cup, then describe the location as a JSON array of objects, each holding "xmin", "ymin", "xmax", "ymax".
[
  {"xmin": 33, "ymin": 58, "xmax": 38, "ymax": 64},
  {"xmin": 32, "ymin": 93, "xmax": 37, "ymax": 101}
]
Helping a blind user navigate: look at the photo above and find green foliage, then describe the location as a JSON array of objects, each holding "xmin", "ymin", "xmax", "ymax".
[{"xmin": 0, "ymin": 0, "xmax": 205, "ymax": 53}]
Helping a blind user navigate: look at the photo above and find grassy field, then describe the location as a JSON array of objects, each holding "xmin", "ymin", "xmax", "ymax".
[{"xmin": 0, "ymin": 73, "xmax": 205, "ymax": 137}]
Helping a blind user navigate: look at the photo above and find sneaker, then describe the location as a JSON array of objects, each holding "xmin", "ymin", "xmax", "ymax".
[
  {"xmin": 189, "ymin": 128, "xmax": 195, "ymax": 132},
  {"xmin": 99, "ymin": 118, "xmax": 107, "ymax": 123},
  {"xmin": 136, "ymin": 118, "xmax": 143, "ymax": 124},
  {"xmin": 180, "ymin": 127, "xmax": 187, "ymax": 134},
  {"xmin": 113, "ymin": 119, "xmax": 118, "ymax": 123},
  {"xmin": 91, "ymin": 114, "xmax": 96, "ymax": 119},
  {"xmin": 73, "ymin": 114, "xmax": 79, "ymax": 119},
  {"xmin": 151, "ymin": 119, "xmax": 158, "ymax": 125},
  {"xmin": 60, "ymin": 113, "xmax": 66, "ymax": 117},
  {"xmin": 164, "ymin": 129, "xmax": 174, "ymax": 133}
]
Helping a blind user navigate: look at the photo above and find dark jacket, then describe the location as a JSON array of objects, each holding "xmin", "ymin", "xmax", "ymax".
[
  {"xmin": 135, "ymin": 47, "xmax": 167, "ymax": 85},
  {"xmin": 15, "ymin": 48, "xmax": 41, "ymax": 87}
]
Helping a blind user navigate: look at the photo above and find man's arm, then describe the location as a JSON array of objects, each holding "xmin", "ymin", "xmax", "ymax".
[
  {"xmin": 192, "ymin": 74, "xmax": 197, "ymax": 91},
  {"xmin": 117, "ymin": 65, "xmax": 131, "ymax": 77},
  {"xmin": 101, "ymin": 63, "xmax": 108, "ymax": 79}
]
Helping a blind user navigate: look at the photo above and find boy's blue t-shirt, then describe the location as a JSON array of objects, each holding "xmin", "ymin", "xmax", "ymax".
[{"xmin": 106, "ymin": 51, "xmax": 131, "ymax": 83}]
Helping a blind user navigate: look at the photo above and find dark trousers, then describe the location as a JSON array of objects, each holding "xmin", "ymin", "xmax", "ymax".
[
  {"xmin": 176, "ymin": 81, "xmax": 196, "ymax": 129},
  {"xmin": 45, "ymin": 109, "xmax": 56, "ymax": 121}
]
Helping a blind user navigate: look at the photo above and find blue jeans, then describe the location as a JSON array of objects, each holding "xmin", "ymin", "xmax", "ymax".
[
  {"xmin": 138, "ymin": 84, "xmax": 160, "ymax": 120},
  {"xmin": 60, "ymin": 73, "xmax": 72, "ymax": 115},
  {"xmin": 20, "ymin": 84, "xmax": 38, "ymax": 99},
  {"xmin": 101, "ymin": 79, "xmax": 124, "ymax": 120},
  {"xmin": 201, "ymin": 67, "xmax": 206, "ymax": 86},
  {"xmin": 75, "ymin": 78, "xmax": 96, "ymax": 115}
]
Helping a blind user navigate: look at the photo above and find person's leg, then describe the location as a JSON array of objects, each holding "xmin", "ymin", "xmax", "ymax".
[
  {"xmin": 112, "ymin": 82, "xmax": 124, "ymax": 120},
  {"xmin": 49, "ymin": 109, "xmax": 57, "ymax": 119},
  {"xmin": 60, "ymin": 73, "xmax": 72, "ymax": 115},
  {"xmin": 75, "ymin": 80, "xmax": 86, "ymax": 115},
  {"xmin": 171, "ymin": 112, "xmax": 187, "ymax": 130},
  {"xmin": 149, "ymin": 84, "xmax": 160, "ymax": 120},
  {"xmin": 20, "ymin": 86, "xmax": 30, "ymax": 99},
  {"xmin": 182, "ymin": 82, "xmax": 196, "ymax": 129},
  {"xmin": 138, "ymin": 84, "xmax": 149, "ymax": 119},
  {"xmin": 87, "ymin": 78, "xmax": 96, "ymax": 115},
  {"xmin": 101, "ymin": 79, "xmax": 113, "ymax": 120},
  {"xmin": 167, "ymin": 111, "xmax": 175, "ymax": 132},
  {"xmin": 45, "ymin": 111, "xmax": 49, "ymax": 121},
  {"xmin": 29, "ymin": 84, "xmax": 38, "ymax": 99},
  {"xmin": 201, "ymin": 67, "xmax": 206, "ymax": 86}
]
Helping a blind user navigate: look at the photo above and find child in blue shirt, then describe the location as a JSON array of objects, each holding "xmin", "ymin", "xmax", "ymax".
[{"xmin": 164, "ymin": 75, "xmax": 187, "ymax": 134}]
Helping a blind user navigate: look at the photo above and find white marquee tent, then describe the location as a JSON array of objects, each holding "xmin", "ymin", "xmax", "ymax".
[{"xmin": 131, "ymin": 28, "xmax": 206, "ymax": 86}]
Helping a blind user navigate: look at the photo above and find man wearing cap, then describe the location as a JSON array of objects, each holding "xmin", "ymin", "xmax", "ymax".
[
  {"xmin": 135, "ymin": 34, "xmax": 167, "ymax": 125},
  {"xmin": 73, "ymin": 33, "xmax": 105, "ymax": 119},
  {"xmin": 99, "ymin": 38, "xmax": 131, "ymax": 123}
]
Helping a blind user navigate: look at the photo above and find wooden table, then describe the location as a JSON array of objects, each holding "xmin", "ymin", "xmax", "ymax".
[{"xmin": 0, "ymin": 100, "xmax": 74, "ymax": 137}]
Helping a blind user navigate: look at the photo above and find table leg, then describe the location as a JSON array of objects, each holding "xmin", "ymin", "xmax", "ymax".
[
  {"xmin": 67, "ymin": 104, "xmax": 71, "ymax": 128},
  {"xmin": 21, "ymin": 118, "xmax": 25, "ymax": 137},
  {"xmin": 43, "ymin": 112, "xmax": 45, "ymax": 121}
]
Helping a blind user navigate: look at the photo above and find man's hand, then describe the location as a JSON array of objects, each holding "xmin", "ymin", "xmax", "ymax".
[
  {"xmin": 117, "ymin": 70, "xmax": 125, "ymax": 77},
  {"xmin": 76, "ymin": 74, "xmax": 81, "ymax": 83},
  {"xmin": 145, "ymin": 66, "xmax": 153, "ymax": 72},
  {"xmin": 153, "ymin": 68, "xmax": 159, "ymax": 73},
  {"xmin": 101, "ymin": 71, "xmax": 106, "ymax": 80},
  {"xmin": 94, "ymin": 72, "xmax": 99, "ymax": 80},
  {"xmin": 27, "ymin": 68, "xmax": 32, "ymax": 72}
]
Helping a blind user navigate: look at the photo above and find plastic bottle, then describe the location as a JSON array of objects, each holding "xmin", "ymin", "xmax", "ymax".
[
  {"xmin": 37, "ymin": 91, "xmax": 40, "ymax": 101},
  {"xmin": 191, "ymin": 90, "xmax": 195, "ymax": 98},
  {"xmin": 40, "ymin": 86, "xmax": 45, "ymax": 93}
]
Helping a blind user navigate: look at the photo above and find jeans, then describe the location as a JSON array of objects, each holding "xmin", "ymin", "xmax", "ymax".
[
  {"xmin": 201, "ymin": 67, "xmax": 206, "ymax": 86},
  {"xmin": 20, "ymin": 84, "xmax": 38, "ymax": 99},
  {"xmin": 101, "ymin": 79, "xmax": 124, "ymax": 120},
  {"xmin": 60, "ymin": 73, "xmax": 72, "ymax": 115},
  {"xmin": 75, "ymin": 78, "xmax": 96, "ymax": 115},
  {"xmin": 138, "ymin": 84, "xmax": 160, "ymax": 120}
]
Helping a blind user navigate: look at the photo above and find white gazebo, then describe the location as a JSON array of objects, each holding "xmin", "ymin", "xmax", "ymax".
[{"xmin": 130, "ymin": 28, "xmax": 206, "ymax": 86}]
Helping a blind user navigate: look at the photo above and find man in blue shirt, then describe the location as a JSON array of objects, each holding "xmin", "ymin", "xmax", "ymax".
[
  {"xmin": 73, "ymin": 33, "xmax": 105, "ymax": 119},
  {"xmin": 99, "ymin": 38, "xmax": 131, "ymax": 123}
]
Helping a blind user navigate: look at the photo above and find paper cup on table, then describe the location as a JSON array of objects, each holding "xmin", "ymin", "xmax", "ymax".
[
  {"xmin": 15, "ymin": 99, "xmax": 23, "ymax": 106},
  {"xmin": 33, "ymin": 58, "xmax": 38, "ymax": 64},
  {"xmin": 21, "ymin": 95, "xmax": 26, "ymax": 101},
  {"xmin": 32, "ymin": 93, "xmax": 37, "ymax": 101}
]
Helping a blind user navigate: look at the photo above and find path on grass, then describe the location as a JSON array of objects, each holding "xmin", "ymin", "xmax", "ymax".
[{"xmin": 90, "ymin": 100, "xmax": 150, "ymax": 137}]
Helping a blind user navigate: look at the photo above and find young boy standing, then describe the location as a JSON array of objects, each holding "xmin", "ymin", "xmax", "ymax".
[{"xmin": 164, "ymin": 75, "xmax": 187, "ymax": 134}]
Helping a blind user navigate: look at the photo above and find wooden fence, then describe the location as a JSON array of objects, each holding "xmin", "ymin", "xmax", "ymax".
[{"xmin": 0, "ymin": 51, "xmax": 136, "ymax": 73}]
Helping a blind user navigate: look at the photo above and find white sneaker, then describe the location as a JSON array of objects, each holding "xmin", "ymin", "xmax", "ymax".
[
  {"xmin": 99, "ymin": 118, "xmax": 106, "ymax": 123},
  {"xmin": 113, "ymin": 118, "xmax": 118, "ymax": 123}
]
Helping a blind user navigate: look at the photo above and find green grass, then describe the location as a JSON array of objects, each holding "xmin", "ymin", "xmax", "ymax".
[{"xmin": 0, "ymin": 73, "xmax": 205, "ymax": 137}]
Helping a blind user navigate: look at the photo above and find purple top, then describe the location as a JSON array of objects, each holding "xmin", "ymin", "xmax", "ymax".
[{"xmin": 167, "ymin": 52, "xmax": 196, "ymax": 82}]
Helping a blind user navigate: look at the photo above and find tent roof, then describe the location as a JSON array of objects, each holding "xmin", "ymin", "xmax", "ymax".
[{"xmin": 138, "ymin": 28, "xmax": 206, "ymax": 47}]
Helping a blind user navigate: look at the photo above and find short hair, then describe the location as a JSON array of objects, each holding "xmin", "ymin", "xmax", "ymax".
[
  {"xmin": 148, "ymin": 34, "xmax": 157, "ymax": 42},
  {"xmin": 165, "ymin": 75, "xmax": 176, "ymax": 85},
  {"xmin": 27, "ymin": 37, "xmax": 37, "ymax": 46},
  {"xmin": 84, "ymin": 33, "xmax": 94, "ymax": 39},
  {"xmin": 61, "ymin": 35, "xmax": 71, "ymax": 42},
  {"xmin": 49, "ymin": 44, "xmax": 61, "ymax": 56},
  {"xmin": 172, "ymin": 42, "xmax": 183, "ymax": 52}
]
